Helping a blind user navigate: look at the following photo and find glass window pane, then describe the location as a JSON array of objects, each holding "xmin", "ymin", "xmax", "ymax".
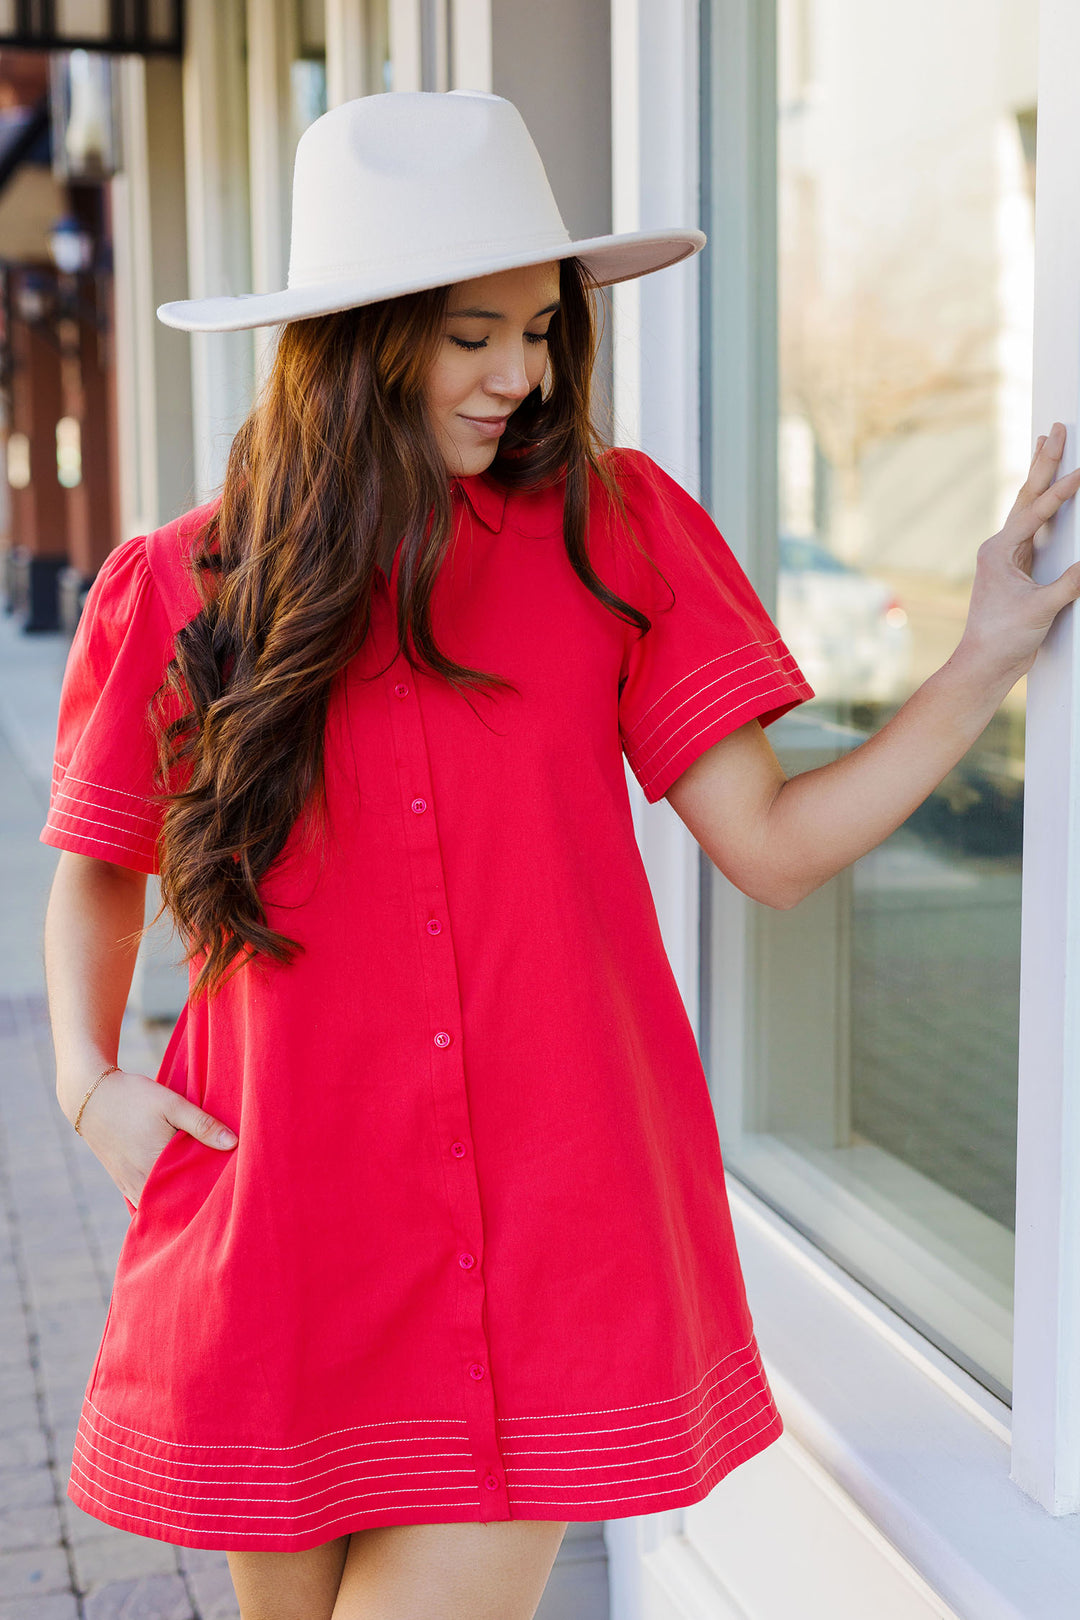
[{"xmin": 711, "ymin": 0, "xmax": 1038, "ymax": 1402}]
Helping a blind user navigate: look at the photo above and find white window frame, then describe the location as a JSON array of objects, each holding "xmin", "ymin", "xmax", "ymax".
[
  {"xmin": 609, "ymin": 0, "xmax": 1080, "ymax": 1610},
  {"xmin": 1010, "ymin": 0, "xmax": 1080, "ymax": 1521}
]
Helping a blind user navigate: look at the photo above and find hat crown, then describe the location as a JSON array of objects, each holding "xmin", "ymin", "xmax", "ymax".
[
  {"xmin": 287, "ymin": 91, "xmax": 572, "ymax": 291},
  {"xmin": 155, "ymin": 89, "xmax": 706, "ymax": 332}
]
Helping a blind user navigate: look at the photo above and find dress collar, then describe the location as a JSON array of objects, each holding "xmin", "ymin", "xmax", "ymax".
[{"xmin": 451, "ymin": 471, "xmax": 508, "ymax": 534}]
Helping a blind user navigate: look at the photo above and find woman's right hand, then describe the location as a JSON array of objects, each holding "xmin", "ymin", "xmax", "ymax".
[{"xmin": 62, "ymin": 1068, "xmax": 237, "ymax": 1208}]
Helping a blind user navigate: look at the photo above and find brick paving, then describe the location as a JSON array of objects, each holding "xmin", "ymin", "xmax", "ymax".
[
  {"xmin": 0, "ymin": 608, "xmax": 240, "ymax": 1620},
  {"xmin": 0, "ymin": 992, "xmax": 242, "ymax": 1620}
]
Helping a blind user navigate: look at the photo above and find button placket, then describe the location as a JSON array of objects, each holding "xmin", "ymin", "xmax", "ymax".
[{"xmin": 379, "ymin": 639, "xmax": 508, "ymax": 1520}]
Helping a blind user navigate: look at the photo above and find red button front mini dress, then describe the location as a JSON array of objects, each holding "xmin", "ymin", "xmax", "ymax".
[{"xmin": 40, "ymin": 446, "xmax": 814, "ymax": 1551}]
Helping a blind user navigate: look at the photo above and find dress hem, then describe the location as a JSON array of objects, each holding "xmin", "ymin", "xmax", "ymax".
[{"xmin": 66, "ymin": 1409, "xmax": 784, "ymax": 1550}]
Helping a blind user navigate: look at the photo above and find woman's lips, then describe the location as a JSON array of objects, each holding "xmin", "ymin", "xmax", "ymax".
[{"xmin": 460, "ymin": 415, "xmax": 509, "ymax": 437}]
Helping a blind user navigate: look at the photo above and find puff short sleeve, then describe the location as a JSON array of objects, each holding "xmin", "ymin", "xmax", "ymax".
[
  {"xmin": 39, "ymin": 534, "xmax": 178, "ymax": 875},
  {"xmin": 610, "ymin": 448, "xmax": 815, "ymax": 802}
]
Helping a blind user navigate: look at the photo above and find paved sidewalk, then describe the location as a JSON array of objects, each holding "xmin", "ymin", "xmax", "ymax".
[{"xmin": 0, "ymin": 606, "xmax": 240, "ymax": 1620}]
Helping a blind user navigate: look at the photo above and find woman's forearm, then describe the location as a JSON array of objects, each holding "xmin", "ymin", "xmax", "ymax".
[
  {"xmin": 43, "ymin": 853, "xmax": 148, "ymax": 1120},
  {"xmin": 755, "ymin": 423, "xmax": 1080, "ymax": 908},
  {"xmin": 763, "ymin": 644, "xmax": 1016, "ymax": 906}
]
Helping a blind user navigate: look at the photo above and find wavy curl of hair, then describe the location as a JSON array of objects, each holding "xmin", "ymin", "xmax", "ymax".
[{"xmin": 146, "ymin": 255, "xmax": 654, "ymax": 1001}]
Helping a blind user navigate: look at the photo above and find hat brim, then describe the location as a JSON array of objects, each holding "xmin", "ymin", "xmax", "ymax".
[{"xmin": 155, "ymin": 228, "xmax": 707, "ymax": 333}]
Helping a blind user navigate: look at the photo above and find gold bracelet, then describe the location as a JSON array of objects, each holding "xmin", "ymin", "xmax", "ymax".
[{"xmin": 73, "ymin": 1064, "xmax": 122, "ymax": 1136}]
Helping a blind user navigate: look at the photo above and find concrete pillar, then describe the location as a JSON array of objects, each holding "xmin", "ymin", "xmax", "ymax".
[
  {"xmin": 111, "ymin": 54, "xmax": 194, "ymax": 541},
  {"xmin": 111, "ymin": 53, "xmax": 197, "ymax": 1018}
]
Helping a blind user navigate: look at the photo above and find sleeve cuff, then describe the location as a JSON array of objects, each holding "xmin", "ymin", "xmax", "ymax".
[
  {"xmin": 41, "ymin": 761, "xmax": 162, "ymax": 873},
  {"xmin": 623, "ymin": 651, "xmax": 815, "ymax": 803}
]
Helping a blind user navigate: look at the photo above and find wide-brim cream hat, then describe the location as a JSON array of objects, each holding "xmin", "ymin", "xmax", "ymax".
[{"xmin": 157, "ymin": 89, "xmax": 706, "ymax": 333}]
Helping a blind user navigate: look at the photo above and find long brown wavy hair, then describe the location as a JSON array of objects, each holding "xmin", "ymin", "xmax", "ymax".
[{"xmin": 147, "ymin": 254, "xmax": 654, "ymax": 1001}]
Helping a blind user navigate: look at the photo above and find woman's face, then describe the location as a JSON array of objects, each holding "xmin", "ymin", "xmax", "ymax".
[{"xmin": 425, "ymin": 260, "xmax": 562, "ymax": 477}]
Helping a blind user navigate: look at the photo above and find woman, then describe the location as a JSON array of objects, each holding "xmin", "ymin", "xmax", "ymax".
[{"xmin": 39, "ymin": 90, "xmax": 1080, "ymax": 1620}]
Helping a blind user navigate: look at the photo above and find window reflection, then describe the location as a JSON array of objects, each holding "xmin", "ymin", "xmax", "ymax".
[{"xmin": 715, "ymin": 0, "xmax": 1038, "ymax": 1401}]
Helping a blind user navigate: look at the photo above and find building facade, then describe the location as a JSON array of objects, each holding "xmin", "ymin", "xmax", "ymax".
[{"xmin": 7, "ymin": 0, "xmax": 1080, "ymax": 1614}]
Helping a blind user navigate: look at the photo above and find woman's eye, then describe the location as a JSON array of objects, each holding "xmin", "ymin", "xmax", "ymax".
[{"xmin": 447, "ymin": 332, "xmax": 550, "ymax": 351}]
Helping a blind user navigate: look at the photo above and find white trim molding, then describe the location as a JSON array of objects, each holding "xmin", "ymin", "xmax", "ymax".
[
  {"xmin": 389, "ymin": 0, "xmax": 422, "ymax": 91},
  {"xmin": 1011, "ymin": 0, "xmax": 1080, "ymax": 1519},
  {"xmin": 181, "ymin": 0, "xmax": 255, "ymax": 500},
  {"xmin": 611, "ymin": 0, "xmax": 642, "ymax": 452},
  {"xmin": 732, "ymin": 1182, "xmax": 1080, "ymax": 1620},
  {"xmin": 246, "ymin": 0, "xmax": 299, "ymax": 383},
  {"xmin": 451, "ymin": 0, "xmax": 492, "ymax": 91},
  {"xmin": 326, "ymin": 0, "xmax": 370, "ymax": 105},
  {"xmin": 609, "ymin": 0, "xmax": 704, "ymax": 1021}
]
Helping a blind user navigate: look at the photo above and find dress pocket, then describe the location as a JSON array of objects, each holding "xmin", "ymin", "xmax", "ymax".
[
  {"xmin": 123, "ymin": 1123, "xmax": 236, "ymax": 1239},
  {"xmin": 120, "ymin": 1001, "xmax": 195, "ymax": 1218},
  {"xmin": 129, "ymin": 1125, "xmax": 188, "ymax": 1217}
]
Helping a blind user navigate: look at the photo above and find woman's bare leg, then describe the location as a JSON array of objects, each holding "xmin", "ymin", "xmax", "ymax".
[
  {"xmin": 331, "ymin": 1519, "xmax": 568, "ymax": 1620},
  {"xmin": 226, "ymin": 1534, "xmax": 351, "ymax": 1620}
]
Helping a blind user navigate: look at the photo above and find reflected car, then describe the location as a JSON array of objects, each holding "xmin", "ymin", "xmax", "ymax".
[
  {"xmin": 908, "ymin": 733, "xmax": 1024, "ymax": 859},
  {"xmin": 776, "ymin": 534, "xmax": 912, "ymax": 705}
]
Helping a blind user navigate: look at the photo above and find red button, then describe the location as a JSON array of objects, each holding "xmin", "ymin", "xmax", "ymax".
[
  {"xmin": 451, "ymin": 1141, "xmax": 466, "ymax": 1158},
  {"xmin": 394, "ymin": 683, "xmax": 409, "ymax": 697},
  {"xmin": 469, "ymin": 1362, "xmax": 485, "ymax": 1380},
  {"xmin": 484, "ymin": 1474, "xmax": 501, "ymax": 1491},
  {"xmin": 426, "ymin": 918, "xmax": 442, "ymax": 935},
  {"xmin": 458, "ymin": 1252, "xmax": 476, "ymax": 1269},
  {"xmin": 411, "ymin": 797, "xmax": 427, "ymax": 814},
  {"xmin": 434, "ymin": 1030, "xmax": 451, "ymax": 1048}
]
